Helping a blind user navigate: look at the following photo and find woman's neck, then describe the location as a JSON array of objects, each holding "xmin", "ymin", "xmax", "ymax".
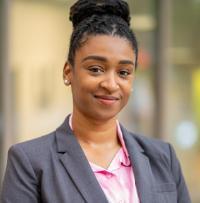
[
  {"xmin": 71, "ymin": 110, "xmax": 121, "ymax": 168},
  {"xmin": 71, "ymin": 111, "xmax": 119, "ymax": 146}
]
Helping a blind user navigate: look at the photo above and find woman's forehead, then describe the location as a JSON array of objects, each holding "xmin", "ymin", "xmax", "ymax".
[{"xmin": 75, "ymin": 35, "xmax": 135, "ymax": 61}]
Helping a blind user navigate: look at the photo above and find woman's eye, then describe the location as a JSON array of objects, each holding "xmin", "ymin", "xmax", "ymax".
[
  {"xmin": 88, "ymin": 66, "xmax": 104, "ymax": 74},
  {"xmin": 119, "ymin": 70, "xmax": 131, "ymax": 78}
]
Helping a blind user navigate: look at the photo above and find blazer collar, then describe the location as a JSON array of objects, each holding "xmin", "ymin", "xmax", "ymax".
[
  {"xmin": 120, "ymin": 125, "xmax": 156, "ymax": 203},
  {"xmin": 55, "ymin": 116, "xmax": 108, "ymax": 203}
]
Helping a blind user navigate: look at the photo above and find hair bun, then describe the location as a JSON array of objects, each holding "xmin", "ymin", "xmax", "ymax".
[{"xmin": 69, "ymin": 0, "xmax": 131, "ymax": 28}]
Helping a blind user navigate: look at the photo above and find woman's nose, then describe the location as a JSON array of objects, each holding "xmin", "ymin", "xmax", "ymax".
[{"xmin": 99, "ymin": 73, "xmax": 119, "ymax": 92}]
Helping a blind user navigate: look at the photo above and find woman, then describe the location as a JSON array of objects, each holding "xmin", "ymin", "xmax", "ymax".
[{"xmin": 1, "ymin": 0, "xmax": 191, "ymax": 203}]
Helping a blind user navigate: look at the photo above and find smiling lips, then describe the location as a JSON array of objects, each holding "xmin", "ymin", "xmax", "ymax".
[{"xmin": 94, "ymin": 95, "xmax": 120, "ymax": 105}]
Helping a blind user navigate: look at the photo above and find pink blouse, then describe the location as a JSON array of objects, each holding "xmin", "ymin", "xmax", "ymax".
[{"xmin": 69, "ymin": 115, "xmax": 140, "ymax": 203}]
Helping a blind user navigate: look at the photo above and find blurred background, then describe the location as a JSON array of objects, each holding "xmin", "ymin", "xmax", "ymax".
[{"xmin": 0, "ymin": 0, "xmax": 200, "ymax": 202}]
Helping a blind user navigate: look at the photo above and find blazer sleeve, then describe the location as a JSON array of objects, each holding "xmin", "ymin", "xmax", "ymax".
[
  {"xmin": 1, "ymin": 145, "xmax": 40, "ymax": 203},
  {"xmin": 169, "ymin": 144, "xmax": 191, "ymax": 203}
]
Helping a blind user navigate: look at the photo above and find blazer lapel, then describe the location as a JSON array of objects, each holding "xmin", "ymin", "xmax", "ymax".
[
  {"xmin": 121, "ymin": 125, "xmax": 156, "ymax": 203},
  {"xmin": 55, "ymin": 117, "xmax": 108, "ymax": 203}
]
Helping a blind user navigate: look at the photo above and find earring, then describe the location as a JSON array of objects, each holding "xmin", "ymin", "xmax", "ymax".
[{"xmin": 64, "ymin": 79, "xmax": 71, "ymax": 86}]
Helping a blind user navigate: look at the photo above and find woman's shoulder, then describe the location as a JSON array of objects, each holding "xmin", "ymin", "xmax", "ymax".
[
  {"xmin": 8, "ymin": 131, "xmax": 56, "ymax": 163},
  {"xmin": 133, "ymin": 132, "xmax": 170, "ymax": 151},
  {"xmin": 123, "ymin": 127, "xmax": 175, "ymax": 162},
  {"xmin": 13, "ymin": 131, "xmax": 55, "ymax": 147}
]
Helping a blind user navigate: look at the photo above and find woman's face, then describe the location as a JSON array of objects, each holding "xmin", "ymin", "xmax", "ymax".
[{"xmin": 64, "ymin": 35, "xmax": 136, "ymax": 121}]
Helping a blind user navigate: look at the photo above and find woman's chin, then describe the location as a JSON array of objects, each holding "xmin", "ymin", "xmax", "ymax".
[{"xmin": 88, "ymin": 110, "xmax": 119, "ymax": 122}]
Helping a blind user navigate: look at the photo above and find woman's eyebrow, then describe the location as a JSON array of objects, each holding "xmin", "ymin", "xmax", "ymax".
[
  {"xmin": 82, "ymin": 55, "xmax": 134, "ymax": 66},
  {"xmin": 82, "ymin": 55, "xmax": 107, "ymax": 62},
  {"xmin": 119, "ymin": 60, "xmax": 135, "ymax": 66}
]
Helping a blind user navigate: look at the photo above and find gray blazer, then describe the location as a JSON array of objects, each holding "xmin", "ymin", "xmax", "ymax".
[{"xmin": 1, "ymin": 116, "xmax": 191, "ymax": 203}]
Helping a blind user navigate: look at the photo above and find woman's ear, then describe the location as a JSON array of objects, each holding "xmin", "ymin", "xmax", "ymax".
[{"xmin": 63, "ymin": 62, "xmax": 72, "ymax": 86}]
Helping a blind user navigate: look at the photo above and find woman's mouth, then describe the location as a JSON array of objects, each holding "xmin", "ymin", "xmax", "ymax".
[{"xmin": 94, "ymin": 95, "xmax": 120, "ymax": 105}]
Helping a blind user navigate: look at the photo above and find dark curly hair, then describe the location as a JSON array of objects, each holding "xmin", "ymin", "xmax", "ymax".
[{"xmin": 67, "ymin": 0, "xmax": 138, "ymax": 68}]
